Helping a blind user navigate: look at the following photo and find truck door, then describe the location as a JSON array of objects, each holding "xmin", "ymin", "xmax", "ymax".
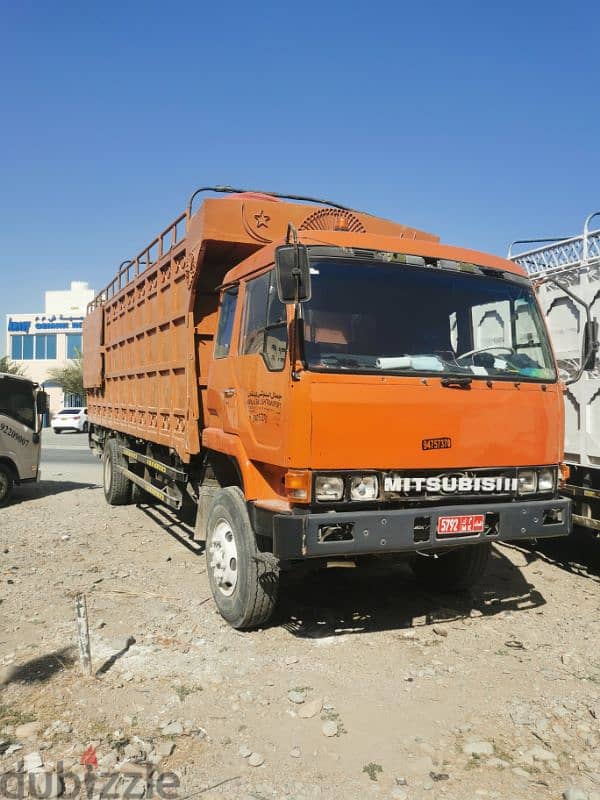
[{"xmin": 233, "ymin": 270, "xmax": 289, "ymax": 462}]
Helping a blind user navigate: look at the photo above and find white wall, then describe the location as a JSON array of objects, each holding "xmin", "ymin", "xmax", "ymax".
[{"xmin": 45, "ymin": 282, "xmax": 94, "ymax": 316}]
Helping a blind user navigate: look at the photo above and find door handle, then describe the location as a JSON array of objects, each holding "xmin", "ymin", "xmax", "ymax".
[{"xmin": 223, "ymin": 388, "xmax": 236, "ymax": 398}]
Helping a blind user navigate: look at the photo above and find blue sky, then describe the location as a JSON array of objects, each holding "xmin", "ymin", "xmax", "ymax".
[{"xmin": 1, "ymin": 0, "xmax": 598, "ymax": 355}]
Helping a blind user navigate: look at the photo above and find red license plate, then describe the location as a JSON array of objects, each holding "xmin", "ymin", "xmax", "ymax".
[{"xmin": 437, "ymin": 514, "xmax": 485, "ymax": 536}]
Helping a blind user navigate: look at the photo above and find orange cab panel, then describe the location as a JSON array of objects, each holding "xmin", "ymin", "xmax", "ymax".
[{"xmin": 307, "ymin": 375, "xmax": 562, "ymax": 470}]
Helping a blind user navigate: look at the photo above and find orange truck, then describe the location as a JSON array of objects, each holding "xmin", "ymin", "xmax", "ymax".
[{"xmin": 83, "ymin": 185, "xmax": 571, "ymax": 628}]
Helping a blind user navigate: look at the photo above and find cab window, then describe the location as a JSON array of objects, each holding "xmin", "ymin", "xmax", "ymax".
[
  {"xmin": 214, "ymin": 287, "xmax": 238, "ymax": 359},
  {"xmin": 0, "ymin": 378, "xmax": 35, "ymax": 429},
  {"xmin": 241, "ymin": 272, "xmax": 288, "ymax": 371}
]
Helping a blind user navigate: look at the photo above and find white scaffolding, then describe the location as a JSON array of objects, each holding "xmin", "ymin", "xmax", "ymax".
[
  {"xmin": 508, "ymin": 210, "xmax": 600, "ymax": 480},
  {"xmin": 508, "ymin": 211, "xmax": 600, "ymax": 279}
]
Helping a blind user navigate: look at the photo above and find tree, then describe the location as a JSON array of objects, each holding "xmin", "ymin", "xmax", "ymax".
[
  {"xmin": 0, "ymin": 356, "xmax": 26, "ymax": 376},
  {"xmin": 48, "ymin": 352, "xmax": 84, "ymax": 399}
]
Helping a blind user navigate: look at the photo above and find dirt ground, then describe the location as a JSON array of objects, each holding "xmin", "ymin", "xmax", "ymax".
[{"xmin": 1, "ymin": 472, "xmax": 600, "ymax": 800}]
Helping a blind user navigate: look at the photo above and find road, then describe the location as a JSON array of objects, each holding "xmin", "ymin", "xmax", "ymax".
[{"xmin": 39, "ymin": 428, "xmax": 101, "ymax": 485}]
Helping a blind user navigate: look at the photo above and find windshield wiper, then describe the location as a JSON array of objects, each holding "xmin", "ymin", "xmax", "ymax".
[{"xmin": 318, "ymin": 354, "xmax": 376, "ymax": 369}]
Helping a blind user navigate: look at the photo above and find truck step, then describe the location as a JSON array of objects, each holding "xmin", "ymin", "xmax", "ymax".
[
  {"xmin": 122, "ymin": 447, "xmax": 187, "ymax": 483},
  {"xmin": 117, "ymin": 466, "xmax": 182, "ymax": 510}
]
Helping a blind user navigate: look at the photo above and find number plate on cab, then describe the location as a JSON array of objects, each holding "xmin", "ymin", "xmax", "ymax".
[{"xmin": 437, "ymin": 514, "xmax": 485, "ymax": 536}]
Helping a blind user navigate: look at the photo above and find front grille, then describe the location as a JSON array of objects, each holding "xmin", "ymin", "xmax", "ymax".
[{"xmin": 382, "ymin": 467, "xmax": 519, "ymax": 506}]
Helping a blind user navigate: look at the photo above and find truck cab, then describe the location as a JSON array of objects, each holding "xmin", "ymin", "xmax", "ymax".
[
  {"xmin": 0, "ymin": 373, "xmax": 48, "ymax": 506},
  {"xmin": 200, "ymin": 232, "xmax": 569, "ymax": 626}
]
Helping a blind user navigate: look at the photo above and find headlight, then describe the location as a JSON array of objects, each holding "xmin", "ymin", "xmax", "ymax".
[
  {"xmin": 518, "ymin": 469, "xmax": 537, "ymax": 495},
  {"xmin": 349, "ymin": 475, "xmax": 379, "ymax": 501},
  {"xmin": 537, "ymin": 468, "xmax": 555, "ymax": 492},
  {"xmin": 315, "ymin": 475, "xmax": 344, "ymax": 501}
]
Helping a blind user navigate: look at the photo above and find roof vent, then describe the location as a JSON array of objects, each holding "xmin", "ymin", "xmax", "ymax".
[{"xmin": 299, "ymin": 208, "xmax": 366, "ymax": 233}]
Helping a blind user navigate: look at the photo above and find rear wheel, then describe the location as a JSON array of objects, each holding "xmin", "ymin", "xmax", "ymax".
[
  {"xmin": 103, "ymin": 439, "xmax": 132, "ymax": 505},
  {"xmin": 54, "ymin": 429, "xmax": 62, "ymax": 434},
  {"xmin": 412, "ymin": 543, "xmax": 491, "ymax": 592},
  {"xmin": 206, "ymin": 487, "xmax": 278, "ymax": 629},
  {"xmin": 0, "ymin": 465, "xmax": 14, "ymax": 508}
]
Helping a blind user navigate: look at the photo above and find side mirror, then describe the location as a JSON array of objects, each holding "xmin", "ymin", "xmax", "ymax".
[
  {"xmin": 275, "ymin": 244, "xmax": 311, "ymax": 304},
  {"xmin": 582, "ymin": 320, "xmax": 599, "ymax": 371},
  {"xmin": 37, "ymin": 391, "xmax": 49, "ymax": 414}
]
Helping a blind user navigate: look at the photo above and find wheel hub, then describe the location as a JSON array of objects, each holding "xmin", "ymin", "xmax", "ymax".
[{"xmin": 209, "ymin": 519, "xmax": 238, "ymax": 597}]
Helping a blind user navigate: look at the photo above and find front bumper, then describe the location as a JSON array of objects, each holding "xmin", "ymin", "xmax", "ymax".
[{"xmin": 272, "ymin": 497, "xmax": 571, "ymax": 559}]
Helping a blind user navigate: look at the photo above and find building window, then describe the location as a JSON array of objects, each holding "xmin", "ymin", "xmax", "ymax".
[
  {"xmin": 11, "ymin": 336, "xmax": 20, "ymax": 359},
  {"xmin": 11, "ymin": 335, "xmax": 34, "ymax": 360},
  {"xmin": 34, "ymin": 334, "xmax": 57, "ymax": 360},
  {"xmin": 11, "ymin": 334, "xmax": 57, "ymax": 360},
  {"xmin": 66, "ymin": 333, "xmax": 82, "ymax": 359}
]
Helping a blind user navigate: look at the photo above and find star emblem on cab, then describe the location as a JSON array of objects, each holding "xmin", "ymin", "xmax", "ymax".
[{"xmin": 254, "ymin": 210, "xmax": 270, "ymax": 229}]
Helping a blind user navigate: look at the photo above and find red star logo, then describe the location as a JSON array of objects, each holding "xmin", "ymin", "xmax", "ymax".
[{"xmin": 254, "ymin": 210, "xmax": 270, "ymax": 229}]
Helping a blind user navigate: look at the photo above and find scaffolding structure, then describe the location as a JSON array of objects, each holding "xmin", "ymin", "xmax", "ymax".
[
  {"xmin": 508, "ymin": 211, "xmax": 600, "ymax": 279},
  {"xmin": 509, "ymin": 210, "xmax": 600, "ymax": 530}
]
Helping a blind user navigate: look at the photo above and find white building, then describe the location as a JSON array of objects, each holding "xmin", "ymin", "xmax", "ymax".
[{"xmin": 6, "ymin": 281, "xmax": 95, "ymax": 414}]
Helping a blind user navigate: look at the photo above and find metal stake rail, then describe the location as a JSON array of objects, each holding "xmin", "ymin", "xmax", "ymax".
[{"xmin": 88, "ymin": 185, "xmax": 354, "ymax": 312}]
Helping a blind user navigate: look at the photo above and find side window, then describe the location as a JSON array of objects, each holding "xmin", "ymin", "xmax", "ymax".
[
  {"xmin": 264, "ymin": 275, "xmax": 288, "ymax": 371},
  {"xmin": 242, "ymin": 273, "xmax": 270, "ymax": 355},
  {"xmin": 241, "ymin": 272, "xmax": 288, "ymax": 371},
  {"xmin": 514, "ymin": 297, "xmax": 546, "ymax": 367},
  {"xmin": 214, "ymin": 287, "xmax": 238, "ymax": 359},
  {"xmin": 0, "ymin": 380, "xmax": 35, "ymax": 429}
]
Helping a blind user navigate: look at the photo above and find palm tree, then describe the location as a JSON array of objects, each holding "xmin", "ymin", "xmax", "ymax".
[
  {"xmin": 48, "ymin": 351, "xmax": 84, "ymax": 400},
  {"xmin": 0, "ymin": 356, "xmax": 26, "ymax": 376}
]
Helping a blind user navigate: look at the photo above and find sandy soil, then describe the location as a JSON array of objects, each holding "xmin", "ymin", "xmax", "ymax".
[{"xmin": 1, "ymin": 477, "xmax": 599, "ymax": 800}]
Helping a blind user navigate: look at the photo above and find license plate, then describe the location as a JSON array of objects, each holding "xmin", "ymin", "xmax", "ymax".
[{"xmin": 437, "ymin": 514, "xmax": 485, "ymax": 536}]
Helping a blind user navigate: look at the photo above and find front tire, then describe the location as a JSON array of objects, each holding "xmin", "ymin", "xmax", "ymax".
[
  {"xmin": 412, "ymin": 542, "xmax": 491, "ymax": 592},
  {"xmin": 0, "ymin": 465, "xmax": 14, "ymax": 508},
  {"xmin": 206, "ymin": 487, "xmax": 278, "ymax": 629},
  {"xmin": 103, "ymin": 439, "xmax": 132, "ymax": 505},
  {"xmin": 54, "ymin": 429, "xmax": 62, "ymax": 434}
]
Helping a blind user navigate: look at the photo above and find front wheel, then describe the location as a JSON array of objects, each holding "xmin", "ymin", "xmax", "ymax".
[
  {"xmin": 412, "ymin": 542, "xmax": 491, "ymax": 592},
  {"xmin": 103, "ymin": 439, "xmax": 132, "ymax": 505},
  {"xmin": 0, "ymin": 464, "xmax": 14, "ymax": 508},
  {"xmin": 206, "ymin": 487, "xmax": 278, "ymax": 629},
  {"xmin": 54, "ymin": 429, "xmax": 62, "ymax": 434}
]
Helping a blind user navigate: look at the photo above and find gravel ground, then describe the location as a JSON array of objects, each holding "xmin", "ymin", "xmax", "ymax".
[{"xmin": 1, "ymin": 467, "xmax": 599, "ymax": 800}]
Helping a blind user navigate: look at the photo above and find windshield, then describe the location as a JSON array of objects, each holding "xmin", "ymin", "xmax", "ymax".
[{"xmin": 302, "ymin": 259, "xmax": 556, "ymax": 382}]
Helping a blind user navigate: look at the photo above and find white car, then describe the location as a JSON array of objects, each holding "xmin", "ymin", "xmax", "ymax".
[{"xmin": 51, "ymin": 407, "xmax": 88, "ymax": 434}]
